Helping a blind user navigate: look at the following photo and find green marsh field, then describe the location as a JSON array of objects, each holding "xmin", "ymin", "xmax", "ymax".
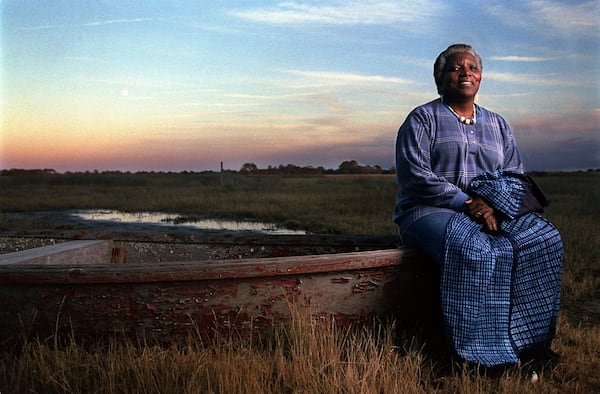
[{"xmin": 0, "ymin": 170, "xmax": 598, "ymax": 393}]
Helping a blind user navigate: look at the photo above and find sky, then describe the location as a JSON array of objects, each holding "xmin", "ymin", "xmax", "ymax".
[{"xmin": 1, "ymin": 1, "xmax": 599, "ymax": 173}]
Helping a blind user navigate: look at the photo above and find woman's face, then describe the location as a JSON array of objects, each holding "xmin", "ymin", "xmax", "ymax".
[{"xmin": 441, "ymin": 52, "xmax": 481, "ymax": 100}]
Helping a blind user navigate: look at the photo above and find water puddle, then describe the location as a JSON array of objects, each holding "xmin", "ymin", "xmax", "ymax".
[{"xmin": 70, "ymin": 210, "xmax": 306, "ymax": 235}]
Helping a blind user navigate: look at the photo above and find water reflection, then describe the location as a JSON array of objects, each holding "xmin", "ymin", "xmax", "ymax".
[{"xmin": 71, "ymin": 210, "xmax": 305, "ymax": 235}]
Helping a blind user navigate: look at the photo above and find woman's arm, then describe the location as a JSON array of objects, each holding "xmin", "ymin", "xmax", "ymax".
[{"xmin": 395, "ymin": 109, "xmax": 470, "ymax": 211}]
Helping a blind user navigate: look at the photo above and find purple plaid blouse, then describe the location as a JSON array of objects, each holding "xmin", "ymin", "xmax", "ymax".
[{"xmin": 393, "ymin": 98, "xmax": 523, "ymax": 236}]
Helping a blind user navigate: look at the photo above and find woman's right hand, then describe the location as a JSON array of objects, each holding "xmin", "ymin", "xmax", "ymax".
[{"xmin": 465, "ymin": 197, "xmax": 498, "ymax": 232}]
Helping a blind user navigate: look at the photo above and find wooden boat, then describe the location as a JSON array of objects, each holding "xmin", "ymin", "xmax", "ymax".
[{"xmin": 0, "ymin": 234, "xmax": 437, "ymax": 343}]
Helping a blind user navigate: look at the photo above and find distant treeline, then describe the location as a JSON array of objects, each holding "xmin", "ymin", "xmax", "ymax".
[
  {"xmin": 2, "ymin": 164, "xmax": 599, "ymax": 177},
  {"xmin": 0, "ymin": 160, "xmax": 397, "ymax": 176},
  {"xmin": 239, "ymin": 160, "xmax": 394, "ymax": 175}
]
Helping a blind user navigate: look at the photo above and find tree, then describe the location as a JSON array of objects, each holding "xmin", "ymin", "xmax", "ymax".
[
  {"xmin": 240, "ymin": 162, "xmax": 258, "ymax": 174},
  {"xmin": 338, "ymin": 160, "xmax": 360, "ymax": 174}
]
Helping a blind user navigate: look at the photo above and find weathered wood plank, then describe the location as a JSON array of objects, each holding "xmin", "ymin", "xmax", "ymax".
[
  {"xmin": 0, "ymin": 240, "xmax": 113, "ymax": 266},
  {"xmin": 0, "ymin": 248, "xmax": 420, "ymax": 284}
]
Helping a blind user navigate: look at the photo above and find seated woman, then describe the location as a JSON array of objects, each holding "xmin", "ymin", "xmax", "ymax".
[{"xmin": 393, "ymin": 43, "xmax": 563, "ymax": 370}]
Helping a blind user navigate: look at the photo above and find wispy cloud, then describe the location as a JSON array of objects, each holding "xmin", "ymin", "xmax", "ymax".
[
  {"xmin": 532, "ymin": 0, "xmax": 598, "ymax": 36},
  {"xmin": 485, "ymin": 1, "xmax": 599, "ymax": 37},
  {"xmin": 80, "ymin": 18, "xmax": 153, "ymax": 27},
  {"xmin": 485, "ymin": 71, "xmax": 584, "ymax": 87},
  {"xmin": 218, "ymin": 91, "xmax": 349, "ymax": 115},
  {"xmin": 514, "ymin": 110, "xmax": 600, "ymax": 135},
  {"xmin": 489, "ymin": 55, "xmax": 558, "ymax": 62},
  {"xmin": 231, "ymin": 1, "xmax": 444, "ymax": 26},
  {"xmin": 513, "ymin": 110, "xmax": 600, "ymax": 170},
  {"xmin": 83, "ymin": 76, "xmax": 191, "ymax": 90},
  {"xmin": 282, "ymin": 69, "xmax": 414, "ymax": 85},
  {"xmin": 20, "ymin": 18, "xmax": 153, "ymax": 31},
  {"xmin": 223, "ymin": 93, "xmax": 282, "ymax": 100},
  {"xmin": 177, "ymin": 21, "xmax": 242, "ymax": 35}
]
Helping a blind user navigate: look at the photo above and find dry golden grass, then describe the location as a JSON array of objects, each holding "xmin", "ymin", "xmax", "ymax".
[{"xmin": 1, "ymin": 308, "xmax": 598, "ymax": 393}]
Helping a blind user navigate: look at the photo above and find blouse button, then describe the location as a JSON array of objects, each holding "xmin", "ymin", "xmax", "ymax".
[{"xmin": 469, "ymin": 130, "xmax": 475, "ymax": 134}]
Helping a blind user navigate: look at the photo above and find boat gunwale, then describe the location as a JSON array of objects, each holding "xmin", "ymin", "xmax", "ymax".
[{"xmin": 0, "ymin": 247, "xmax": 419, "ymax": 286}]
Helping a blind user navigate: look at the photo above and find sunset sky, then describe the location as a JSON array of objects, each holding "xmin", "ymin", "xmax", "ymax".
[{"xmin": 2, "ymin": 1, "xmax": 599, "ymax": 172}]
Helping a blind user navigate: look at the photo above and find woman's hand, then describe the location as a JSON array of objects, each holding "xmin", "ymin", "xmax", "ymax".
[{"xmin": 465, "ymin": 197, "xmax": 498, "ymax": 232}]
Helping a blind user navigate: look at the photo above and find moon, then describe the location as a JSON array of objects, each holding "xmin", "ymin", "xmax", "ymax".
[{"xmin": 121, "ymin": 89, "xmax": 129, "ymax": 97}]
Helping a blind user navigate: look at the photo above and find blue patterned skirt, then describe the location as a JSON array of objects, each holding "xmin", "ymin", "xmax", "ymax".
[{"xmin": 441, "ymin": 212, "xmax": 563, "ymax": 366}]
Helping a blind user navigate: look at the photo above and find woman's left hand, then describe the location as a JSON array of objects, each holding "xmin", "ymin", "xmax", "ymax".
[{"xmin": 465, "ymin": 197, "xmax": 498, "ymax": 232}]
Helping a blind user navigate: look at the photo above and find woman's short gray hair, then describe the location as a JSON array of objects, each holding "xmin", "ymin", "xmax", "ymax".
[{"xmin": 434, "ymin": 44, "xmax": 483, "ymax": 95}]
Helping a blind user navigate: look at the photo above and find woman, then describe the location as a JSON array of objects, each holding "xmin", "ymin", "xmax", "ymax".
[{"xmin": 393, "ymin": 44, "xmax": 563, "ymax": 369}]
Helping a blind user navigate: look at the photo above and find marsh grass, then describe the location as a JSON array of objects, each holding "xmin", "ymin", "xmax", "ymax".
[
  {"xmin": 1, "ymin": 308, "xmax": 599, "ymax": 393},
  {"xmin": 533, "ymin": 172, "xmax": 600, "ymax": 307},
  {"xmin": 1, "ymin": 171, "xmax": 599, "ymax": 392},
  {"xmin": 0, "ymin": 173, "xmax": 398, "ymax": 234}
]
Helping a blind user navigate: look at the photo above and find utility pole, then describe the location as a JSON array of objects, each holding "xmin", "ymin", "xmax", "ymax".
[{"xmin": 220, "ymin": 161, "xmax": 224, "ymax": 187}]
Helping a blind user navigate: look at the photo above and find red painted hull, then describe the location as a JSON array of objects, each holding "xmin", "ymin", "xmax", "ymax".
[{"xmin": 0, "ymin": 239, "xmax": 434, "ymax": 342}]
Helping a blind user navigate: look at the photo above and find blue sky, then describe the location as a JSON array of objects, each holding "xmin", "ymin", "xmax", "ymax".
[{"xmin": 2, "ymin": 1, "xmax": 599, "ymax": 172}]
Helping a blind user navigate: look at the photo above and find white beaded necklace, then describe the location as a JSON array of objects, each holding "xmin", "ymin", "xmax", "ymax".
[{"xmin": 447, "ymin": 103, "xmax": 477, "ymax": 125}]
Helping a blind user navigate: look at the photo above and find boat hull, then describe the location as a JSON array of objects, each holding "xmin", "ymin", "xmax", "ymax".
[{"xmin": 0, "ymin": 239, "xmax": 437, "ymax": 342}]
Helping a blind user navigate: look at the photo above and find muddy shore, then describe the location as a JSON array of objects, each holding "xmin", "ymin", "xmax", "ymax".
[{"xmin": 0, "ymin": 211, "xmax": 400, "ymax": 261}]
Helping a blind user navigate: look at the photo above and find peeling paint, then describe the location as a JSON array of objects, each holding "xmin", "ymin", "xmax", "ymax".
[
  {"xmin": 0, "ymin": 243, "xmax": 437, "ymax": 343},
  {"xmin": 331, "ymin": 277, "xmax": 353, "ymax": 283}
]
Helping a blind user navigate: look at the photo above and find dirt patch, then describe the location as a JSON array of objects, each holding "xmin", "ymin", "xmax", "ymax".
[{"xmin": 0, "ymin": 236, "xmax": 68, "ymax": 254}]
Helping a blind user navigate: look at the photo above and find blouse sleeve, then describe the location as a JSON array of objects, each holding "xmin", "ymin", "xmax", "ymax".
[{"xmin": 395, "ymin": 109, "xmax": 470, "ymax": 211}]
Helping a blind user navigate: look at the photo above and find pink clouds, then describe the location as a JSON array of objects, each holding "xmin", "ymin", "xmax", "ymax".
[
  {"xmin": 511, "ymin": 110, "xmax": 599, "ymax": 171},
  {"xmin": 512, "ymin": 110, "xmax": 599, "ymax": 135}
]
